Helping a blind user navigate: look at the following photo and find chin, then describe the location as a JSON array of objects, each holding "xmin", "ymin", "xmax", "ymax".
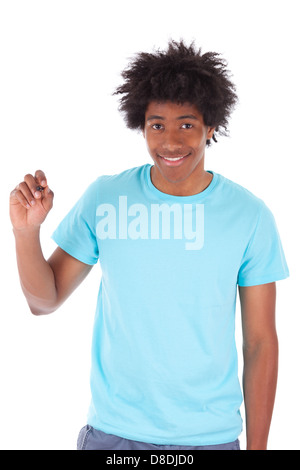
[{"xmin": 156, "ymin": 156, "xmax": 200, "ymax": 180}]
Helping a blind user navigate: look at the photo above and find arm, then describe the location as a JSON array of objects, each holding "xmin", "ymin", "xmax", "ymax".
[
  {"xmin": 238, "ymin": 282, "xmax": 278, "ymax": 450},
  {"xmin": 10, "ymin": 170, "xmax": 93, "ymax": 315}
]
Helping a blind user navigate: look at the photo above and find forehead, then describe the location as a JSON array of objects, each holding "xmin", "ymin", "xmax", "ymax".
[{"xmin": 145, "ymin": 101, "xmax": 203, "ymax": 120}]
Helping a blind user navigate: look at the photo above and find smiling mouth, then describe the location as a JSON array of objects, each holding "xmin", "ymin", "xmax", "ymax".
[{"xmin": 158, "ymin": 153, "xmax": 191, "ymax": 162}]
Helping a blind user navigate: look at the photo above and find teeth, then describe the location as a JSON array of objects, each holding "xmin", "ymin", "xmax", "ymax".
[{"xmin": 162, "ymin": 156, "xmax": 185, "ymax": 161}]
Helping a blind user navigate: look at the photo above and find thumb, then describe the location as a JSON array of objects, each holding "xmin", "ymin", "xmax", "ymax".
[{"xmin": 41, "ymin": 186, "xmax": 54, "ymax": 212}]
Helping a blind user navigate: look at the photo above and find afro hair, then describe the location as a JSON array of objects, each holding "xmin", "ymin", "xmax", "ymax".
[{"xmin": 114, "ymin": 40, "xmax": 238, "ymax": 145}]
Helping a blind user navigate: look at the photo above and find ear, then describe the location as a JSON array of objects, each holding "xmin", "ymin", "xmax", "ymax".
[{"xmin": 207, "ymin": 126, "xmax": 216, "ymax": 140}]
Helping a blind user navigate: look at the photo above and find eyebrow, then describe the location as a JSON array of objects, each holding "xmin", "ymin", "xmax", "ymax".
[
  {"xmin": 177, "ymin": 114, "xmax": 199, "ymax": 120},
  {"xmin": 146, "ymin": 114, "xmax": 199, "ymax": 121},
  {"xmin": 147, "ymin": 115, "xmax": 165, "ymax": 121}
]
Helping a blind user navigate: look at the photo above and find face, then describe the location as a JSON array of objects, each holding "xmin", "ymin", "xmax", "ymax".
[{"xmin": 143, "ymin": 101, "xmax": 215, "ymax": 194}]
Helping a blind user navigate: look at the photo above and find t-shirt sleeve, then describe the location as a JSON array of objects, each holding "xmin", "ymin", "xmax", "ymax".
[
  {"xmin": 51, "ymin": 180, "xmax": 99, "ymax": 265},
  {"xmin": 237, "ymin": 202, "xmax": 289, "ymax": 286}
]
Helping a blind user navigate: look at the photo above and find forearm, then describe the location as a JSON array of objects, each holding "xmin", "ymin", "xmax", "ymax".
[
  {"xmin": 243, "ymin": 338, "xmax": 279, "ymax": 450},
  {"xmin": 13, "ymin": 226, "xmax": 57, "ymax": 314}
]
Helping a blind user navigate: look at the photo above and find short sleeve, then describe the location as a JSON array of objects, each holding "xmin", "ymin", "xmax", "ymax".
[
  {"xmin": 51, "ymin": 180, "xmax": 99, "ymax": 265},
  {"xmin": 237, "ymin": 203, "xmax": 289, "ymax": 286}
]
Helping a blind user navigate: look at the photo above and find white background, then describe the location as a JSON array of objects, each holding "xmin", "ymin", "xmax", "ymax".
[{"xmin": 0, "ymin": 0, "xmax": 299, "ymax": 450}]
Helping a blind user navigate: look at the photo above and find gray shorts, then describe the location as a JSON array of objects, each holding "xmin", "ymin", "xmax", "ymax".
[{"xmin": 77, "ymin": 425, "xmax": 240, "ymax": 450}]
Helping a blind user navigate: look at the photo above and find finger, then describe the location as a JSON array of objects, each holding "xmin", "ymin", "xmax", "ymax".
[
  {"xmin": 34, "ymin": 170, "xmax": 47, "ymax": 188},
  {"xmin": 24, "ymin": 173, "xmax": 43, "ymax": 200},
  {"xmin": 12, "ymin": 188, "xmax": 31, "ymax": 209},
  {"xmin": 41, "ymin": 186, "xmax": 54, "ymax": 212},
  {"xmin": 16, "ymin": 181, "xmax": 37, "ymax": 207}
]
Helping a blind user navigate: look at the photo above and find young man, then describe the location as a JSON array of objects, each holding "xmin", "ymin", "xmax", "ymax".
[{"xmin": 10, "ymin": 40, "xmax": 289, "ymax": 451}]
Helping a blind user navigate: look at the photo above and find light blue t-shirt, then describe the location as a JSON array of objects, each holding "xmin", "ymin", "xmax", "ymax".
[{"xmin": 52, "ymin": 164, "xmax": 289, "ymax": 446}]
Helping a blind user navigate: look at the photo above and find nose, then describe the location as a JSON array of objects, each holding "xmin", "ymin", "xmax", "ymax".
[{"xmin": 161, "ymin": 129, "xmax": 184, "ymax": 153}]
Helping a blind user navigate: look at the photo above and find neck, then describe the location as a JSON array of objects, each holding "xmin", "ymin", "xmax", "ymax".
[{"xmin": 150, "ymin": 166, "xmax": 213, "ymax": 197}]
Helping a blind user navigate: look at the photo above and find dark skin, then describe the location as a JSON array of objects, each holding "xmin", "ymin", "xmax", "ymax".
[
  {"xmin": 143, "ymin": 101, "xmax": 215, "ymax": 196},
  {"xmin": 10, "ymin": 101, "xmax": 278, "ymax": 450},
  {"xmin": 239, "ymin": 283, "xmax": 278, "ymax": 450}
]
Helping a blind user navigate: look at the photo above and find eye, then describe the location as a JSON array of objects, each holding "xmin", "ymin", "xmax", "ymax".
[
  {"xmin": 181, "ymin": 123, "xmax": 193, "ymax": 129},
  {"xmin": 152, "ymin": 123, "xmax": 163, "ymax": 130}
]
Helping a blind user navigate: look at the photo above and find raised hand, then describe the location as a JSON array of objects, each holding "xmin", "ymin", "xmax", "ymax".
[{"xmin": 10, "ymin": 170, "xmax": 54, "ymax": 231}]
